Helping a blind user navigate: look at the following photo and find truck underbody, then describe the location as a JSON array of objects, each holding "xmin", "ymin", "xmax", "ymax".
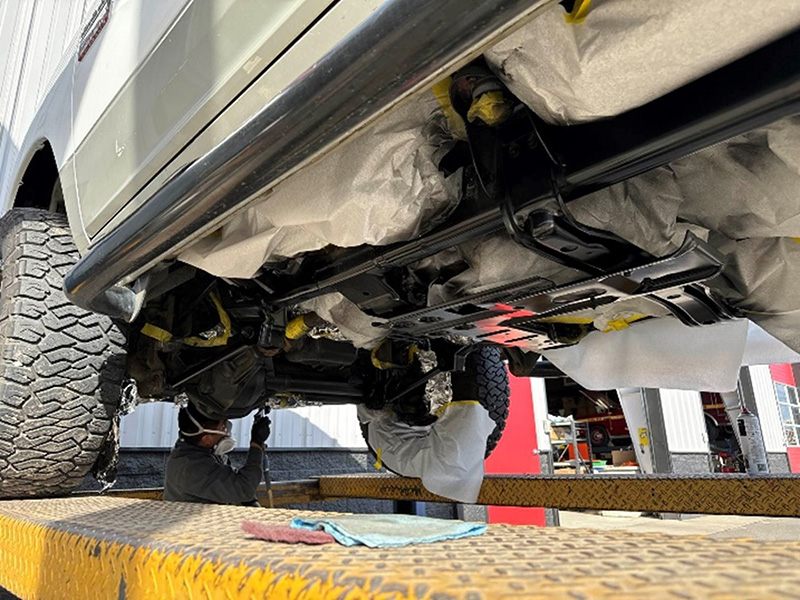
[{"xmin": 116, "ymin": 25, "xmax": 800, "ymax": 420}]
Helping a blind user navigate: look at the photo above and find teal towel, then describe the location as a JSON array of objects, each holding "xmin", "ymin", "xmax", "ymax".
[{"xmin": 290, "ymin": 514, "xmax": 487, "ymax": 548}]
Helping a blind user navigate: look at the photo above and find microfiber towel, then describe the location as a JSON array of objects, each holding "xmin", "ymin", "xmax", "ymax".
[
  {"xmin": 242, "ymin": 521, "xmax": 334, "ymax": 545},
  {"xmin": 289, "ymin": 514, "xmax": 487, "ymax": 548}
]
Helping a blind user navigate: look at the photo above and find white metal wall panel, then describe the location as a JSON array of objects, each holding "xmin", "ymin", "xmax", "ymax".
[
  {"xmin": 748, "ymin": 365, "xmax": 787, "ymax": 453},
  {"xmin": 120, "ymin": 402, "xmax": 368, "ymax": 450},
  {"xmin": 119, "ymin": 402, "xmax": 179, "ymax": 449},
  {"xmin": 0, "ymin": 0, "xmax": 88, "ymax": 203},
  {"xmin": 0, "ymin": 0, "xmax": 35, "ymax": 183},
  {"xmin": 530, "ymin": 378, "xmax": 550, "ymax": 452},
  {"xmin": 660, "ymin": 389, "xmax": 709, "ymax": 453}
]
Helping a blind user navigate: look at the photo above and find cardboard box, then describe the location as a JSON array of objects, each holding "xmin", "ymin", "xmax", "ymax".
[{"xmin": 612, "ymin": 450, "xmax": 637, "ymax": 466}]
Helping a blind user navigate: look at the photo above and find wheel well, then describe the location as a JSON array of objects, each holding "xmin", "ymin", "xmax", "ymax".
[{"xmin": 14, "ymin": 141, "xmax": 62, "ymax": 212}]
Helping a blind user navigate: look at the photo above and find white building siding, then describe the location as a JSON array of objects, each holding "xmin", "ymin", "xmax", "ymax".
[
  {"xmin": 531, "ymin": 378, "xmax": 550, "ymax": 452},
  {"xmin": 748, "ymin": 365, "xmax": 787, "ymax": 453},
  {"xmin": 660, "ymin": 389, "xmax": 709, "ymax": 453},
  {"xmin": 0, "ymin": 0, "xmax": 91, "ymax": 202},
  {"xmin": 120, "ymin": 402, "xmax": 368, "ymax": 450}
]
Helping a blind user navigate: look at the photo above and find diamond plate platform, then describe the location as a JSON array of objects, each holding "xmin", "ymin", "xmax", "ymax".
[
  {"xmin": 1, "ymin": 497, "xmax": 799, "ymax": 599},
  {"xmin": 318, "ymin": 473, "xmax": 800, "ymax": 517}
]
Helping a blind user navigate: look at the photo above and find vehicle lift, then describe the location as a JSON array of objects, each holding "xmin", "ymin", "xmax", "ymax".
[{"xmin": 1, "ymin": 472, "xmax": 799, "ymax": 599}]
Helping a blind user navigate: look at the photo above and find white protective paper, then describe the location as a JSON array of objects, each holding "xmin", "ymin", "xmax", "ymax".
[
  {"xmin": 544, "ymin": 318, "xmax": 800, "ymax": 392},
  {"xmin": 299, "ymin": 292, "xmax": 387, "ymax": 350},
  {"xmin": 486, "ymin": 1, "xmax": 800, "ymax": 125},
  {"xmin": 358, "ymin": 402, "xmax": 496, "ymax": 503},
  {"xmin": 179, "ymin": 96, "xmax": 459, "ymax": 278}
]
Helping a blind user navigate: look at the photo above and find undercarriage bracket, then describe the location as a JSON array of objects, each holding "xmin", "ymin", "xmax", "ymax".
[{"xmin": 386, "ymin": 232, "xmax": 737, "ymax": 352}]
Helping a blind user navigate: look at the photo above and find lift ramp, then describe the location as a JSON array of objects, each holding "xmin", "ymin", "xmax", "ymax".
[
  {"xmin": 1, "ymin": 495, "xmax": 800, "ymax": 599},
  {"xmin": 101, "ymin": 473, "xmax": 800, "ymax": 517}
]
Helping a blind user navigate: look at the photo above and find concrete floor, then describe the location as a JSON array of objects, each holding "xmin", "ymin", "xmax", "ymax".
[{"xmin": 558, "ymin": 510, "xmax": 800, "ymax": 541}]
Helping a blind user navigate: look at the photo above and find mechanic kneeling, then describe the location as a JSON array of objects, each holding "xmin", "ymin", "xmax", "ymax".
[{"xmin": 164, "ymin": 403, "xmax": 271, "ymax": 505}]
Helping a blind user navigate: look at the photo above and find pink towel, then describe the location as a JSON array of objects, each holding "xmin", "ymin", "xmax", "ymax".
[{"xmin": 242, "ymin": 521, "xmax": 335, "ymax": 545}]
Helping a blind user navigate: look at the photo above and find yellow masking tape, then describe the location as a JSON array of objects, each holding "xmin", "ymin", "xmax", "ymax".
[
  {"xmin": 432, "ymin": 76, "xmax": 467, "ymax": 140},
  {"xmin": 182, "ymin": 291, "xmax": 231, "ymax": 347},
  {"xmin": 467, "ymin": 91, "xmax": 510, "ymax": 126},
  {"xmin": 285, "ymin": 315, "xmax": 311, "ymax": 341},
  {"xmin": 565, "ymin": 0, "xmax": 591, "ymax": 24},
  {"xmin": 602, "ymin": 314, "xmax": 648, "ymax": 332},
  {"xmin": 370, "ymin": 346, "xmax": 395, "ymax": 371},
  {"xmin": 140, "ymin": 323, "xmax": 173, "ymax": 343}
]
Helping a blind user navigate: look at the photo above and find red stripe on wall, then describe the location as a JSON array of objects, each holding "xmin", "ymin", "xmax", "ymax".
[
  {"xmin": 484, "ymin": 372, "xmax": 546, "ymax": 526},
  {"xmin": 769, "ymin": 364, "xmax": 796, "ymax": 387},
  {"xmin": 788, "ymin": 447, "xmax": 800, "ymax": 473}
]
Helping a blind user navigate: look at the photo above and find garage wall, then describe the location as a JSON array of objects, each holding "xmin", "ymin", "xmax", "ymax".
[{"xmin": 120, "ymin": 401, "xmax": 368, "ymax": 450}]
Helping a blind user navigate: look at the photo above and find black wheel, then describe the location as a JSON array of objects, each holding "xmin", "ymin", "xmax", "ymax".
[
  {"xmin": 361, "ymin": 346, "xmax": 510, "ymax": 459},
  {"xmin": 0, "ymin": 209, "xmax": 125, "ymax": 498},
  {"xmin": 469, "ymin": 347, "xmax": 511, "ymax": 456},
  {"xmin": 590, "ymin": 425, "xmax": 610, "ymax": 448}
]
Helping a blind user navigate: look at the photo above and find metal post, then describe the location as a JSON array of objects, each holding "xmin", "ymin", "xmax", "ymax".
[
  {"xmin": 722, "ymin": 375, "xmax": 770, "ymax": 475},
  {"xmin": 737, "ymin": 408, "xmax": 770, "ymax": 475}
]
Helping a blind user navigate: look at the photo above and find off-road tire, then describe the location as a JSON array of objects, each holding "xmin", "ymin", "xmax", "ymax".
[
  {"xmin": 0, "ymin": 209, "xmax": 125, "ymax": 498},
  {"xmin": 470, "ymin": 347, "xmax": 511, "ymax": 455},
  {"xmin": 361, "ymin": 346, "xmax": 510, "ymax": 460}
]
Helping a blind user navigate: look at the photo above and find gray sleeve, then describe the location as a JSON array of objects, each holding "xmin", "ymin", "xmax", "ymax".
[{"xmin": 186, "ymin": 446, "xmax": 264, "ymax": 505}]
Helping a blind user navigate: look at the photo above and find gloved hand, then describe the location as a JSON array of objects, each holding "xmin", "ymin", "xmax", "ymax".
[{"xmin": 250, "ymin": 415, "xmax": 271, "ymax": 446}]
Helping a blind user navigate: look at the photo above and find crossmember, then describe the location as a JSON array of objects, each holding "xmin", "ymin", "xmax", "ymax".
[{"xmin": 1, "ymin": 496, "xmax": 798, "ymax": 600}]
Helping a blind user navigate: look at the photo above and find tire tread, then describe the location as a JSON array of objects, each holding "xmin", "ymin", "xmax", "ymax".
[{"xmin": 0, "ymin": 209, "xmax": 123, "ymax": 498}]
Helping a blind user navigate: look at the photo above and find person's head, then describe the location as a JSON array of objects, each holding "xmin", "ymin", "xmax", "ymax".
[{"xmin": 179, "ymin": 403, "xmax": 232, "ymax": 452}]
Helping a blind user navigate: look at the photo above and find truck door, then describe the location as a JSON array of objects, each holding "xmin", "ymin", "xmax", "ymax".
[{"xmin": 71, "ymin": 0, "xmax": 333, "ymax": 242}]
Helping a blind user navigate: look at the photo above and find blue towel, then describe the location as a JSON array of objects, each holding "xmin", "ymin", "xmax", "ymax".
[{"xmin": 290, "ymin": 514, "xmax": 487, "ymax": 548}]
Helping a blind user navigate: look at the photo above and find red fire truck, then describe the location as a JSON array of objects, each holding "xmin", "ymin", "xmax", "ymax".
[{"xmin": 578, "ymin": 392, "xmax": 731, "ymax": 448}]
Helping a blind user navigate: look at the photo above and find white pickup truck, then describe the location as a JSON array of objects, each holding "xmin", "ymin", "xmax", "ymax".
[{"xmin": 1, "ymin": 0, "xmax": 799, "ymax": 498}]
